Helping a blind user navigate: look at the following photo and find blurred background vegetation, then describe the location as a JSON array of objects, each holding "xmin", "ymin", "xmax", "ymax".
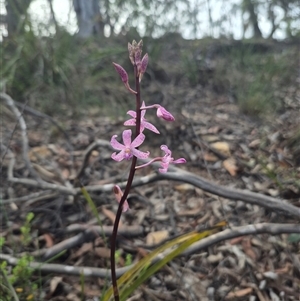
[{"xmin": 1, "ymin": 0, "xmax": 299, "ymax": 117}]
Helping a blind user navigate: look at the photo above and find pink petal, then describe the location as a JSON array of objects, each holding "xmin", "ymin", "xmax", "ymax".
[
  {"xmin": 122, "ymin": 129, "xmax": 132, "ymax": 146},
  {"xmin": 111, "ymin": 135, "xmax": 125, "ymax": 150},
  {"xmin": 173, "ymin": 158, "xmax": 186, "ymax": 164},
  {"xmin": 111, "ymin": 150, "xmax": 126, "ymax": 162},
  {"xmin": 143, "ymin": 121, "xmax": 160, "ymax": 134},
  {"xmin": 124, "ymin": 118, "xmax": 136, "ymax": 126},
  {"xmin": 131, "ymin": 133, "xmax": 145, "ymax": 148},
  {"xmin": 159, "ymin": 162, "xmax": 169, "ymax": 173},
  {"xmin": 140, "ymin": 101, "xmax": 146, "ymax": 109},
  {"xmin": 132, "ymin": 149, "xmax": 150, "ymax": 159},
  {"xmin": 160, "ymin": 145, "xmax": 172, "ymax": 156},
  {"xmin": 127, "ymin": 110, "xmax": 137, "ymax": 118}
]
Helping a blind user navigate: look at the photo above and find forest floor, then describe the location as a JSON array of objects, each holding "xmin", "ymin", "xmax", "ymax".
[{"xmin": 1, "ymin": 36, "xmax": 300, "ymax": 301}]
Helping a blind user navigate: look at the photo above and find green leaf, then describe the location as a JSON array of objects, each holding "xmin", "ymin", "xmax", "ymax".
[{"xmin": 102, "ymin": 221, "xmax": 227, "ymax": 301}]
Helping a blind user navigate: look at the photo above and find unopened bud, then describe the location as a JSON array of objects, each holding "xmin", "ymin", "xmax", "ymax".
[
  {"xmin": 157, "ymin": 106, "xmax": 175, "ymax": 121},
  {"xmin": 113, "ymin": 62, "xmax": 128, "ymax": 83},
  {"xmin": 113, "ymin": 185, "xmax": 129, "ymax": 212}
]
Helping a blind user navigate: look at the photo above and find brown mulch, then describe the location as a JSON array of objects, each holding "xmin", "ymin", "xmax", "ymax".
[{"xmin": 1, "ymin": 39, "xmax": 300, "ymax": 301}]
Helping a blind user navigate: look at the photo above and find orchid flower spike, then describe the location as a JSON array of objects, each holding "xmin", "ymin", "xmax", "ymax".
[
  {"xmin": 110, "ymin": 129, "xmax": 150, "ymax": 162},
  {"xmin": 113, "ymin": 185, "xmax": 129, "ymax": 212}
]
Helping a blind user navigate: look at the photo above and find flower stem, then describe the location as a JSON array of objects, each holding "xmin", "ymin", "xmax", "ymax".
[{"xmin": 110, "ymin": 64, "xmax": 141, "ymax": 301}]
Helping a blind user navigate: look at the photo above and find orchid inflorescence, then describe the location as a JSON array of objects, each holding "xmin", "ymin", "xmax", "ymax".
[
  {"xmin": 111, "ymin": 40, "xmax": 186, "ymax": 210},
  {"xmin": 110, "ymin": 39, "xmax": 186, "ymax": 301}
]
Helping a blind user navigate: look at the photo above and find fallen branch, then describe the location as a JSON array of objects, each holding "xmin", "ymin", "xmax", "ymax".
[
  {"xmin": 6, "ymin": 151, "xmax": 300, "ymax": 219},
  {"xmin": 0, "ymin": 92, "xmax": 39, "ymax": 180},
  {"xmin": 75, "ymin": 139, "xmax": 111, "ymax": 180},
  {"xmin": 0, "ymin": 253, "xmax": 132, "ymax": 278},
  {"xmin": 1, "ymin": 223, "xmax": 299, "ymax": 279},
  {"xmin": 156, "ymin": 167, "xmax": 300, "ymax": 219},
  {"xmin": 183, "ymin": 222, "xmax": 300, "ymax": 256},
  {"xmin": 35, "ymin": 225, "xmax": 144, "ymax": 260}
]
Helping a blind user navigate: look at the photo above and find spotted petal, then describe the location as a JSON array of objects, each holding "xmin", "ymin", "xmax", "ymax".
[
  {"xmin": 111, "ymin": 135, "xmax": 125, "ymax": 151},
  {"xmin": 131, "ymin": 133, "xmax": 146, "ymax": 148},
  {"xmin": 122, "ymin": 129, "xmax": 132, "ymax": 146}
]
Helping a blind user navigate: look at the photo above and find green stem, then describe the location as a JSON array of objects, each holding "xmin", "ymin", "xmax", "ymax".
[{"xmin": 110, "ymin": 64, "xmax": 141, "ymax": 301}]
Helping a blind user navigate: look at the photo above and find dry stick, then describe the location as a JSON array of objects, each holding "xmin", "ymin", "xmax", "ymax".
[
  {"xmin": 5, "ymin": 147, "xmax": 300, "ymax": 219},
  {"xmin": 0, "ymin": 191, "xmax": 57, "ymax": 205},
  {"xmin": 40, "ymin": 225, "xmax": 144, "ymax": 260},
  {"xmin": 13, "ymin": 98, "xmax": 74, "ymax": 165},
  {"xmin": 0, "ymin": 253, "xmax": 132, "ymax": 278},
  {"xmin": 183, "ymin": 222, "xmax": 300, "ymax": 256},
  {"xmin": 0, "ymin": 92, "xmax": 40, "ymax": 181},
  {"xmin": 75, "ymin": 139, "xmax": 111, "ymax": 180},
  {"xmin": 155, "ymin": 168, "xmax": 300, "ymax": 219},
  {"xmin": 1, "ymin": 223, "xmax": 299, "ymax": 279},
  {"xmin": 7, "ymin": 152, "xmax": 76, "ymax": 195}
]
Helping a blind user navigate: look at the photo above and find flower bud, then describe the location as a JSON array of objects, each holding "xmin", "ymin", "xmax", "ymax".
[
  {"xmin": 113, "ymin": 185, "xmax": 129, "ymax": 212},
  {"xmin": 112, "ymin": 62, "xmax": 128, "ymax": 83},
  {"xmin": 140, "ymin": 54, "xmax": 148, "ymax": 74},
  {"xmin": 157, "ymin": 106, "xmax": 175, "ymax": 121}
]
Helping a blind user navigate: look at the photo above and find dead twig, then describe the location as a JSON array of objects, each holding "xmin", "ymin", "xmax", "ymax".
[
  {"xmin": 183, "ymin": 223, "xmax": 300, "ymax": 256},
  {"xmin": 33, "ymin": 224, "xmax": 144, "ymax": 260},
  {"xmin": 156, "ymin": 167, "xmax": 300, "ymax": 219},
  {"xmin": 0, "ymin": 92, "xmax": 40, "ymax": 181},
  {"xmin": 0, "ymin": 253, "xmax": 132, "ymax": 279},
  {"xmin": 75, "ymin": 139, "xmax": 111, "ymax": 180},
  {"xmin": 0, "ymin": 190, "xmax": 57, "ymax": 205},
  {"xmin": 2, "ymin": 223, "xmax": 298, "ymax": 279}
]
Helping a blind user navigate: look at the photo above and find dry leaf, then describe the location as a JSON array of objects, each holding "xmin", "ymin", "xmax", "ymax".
[
  {"xmin": 248, "ymin": 139, "xmax": 261, "ymax": 148},
  {"xmin": 223, "ymin": 158, "xmax": 239, "ymax": 176},
  {"xmin": 203, "ymin": 152, "xmax": 219, "ymax": 162},
  {"xmin": 66, "ymin": 293, "xmax": 80, "ymax": 301},
  {"xmin": 94, "ymin": 247, "xmax": 111, "ymax": 258},
  {"xmin": 102, "ymin": 206, "xmax": 123, "ymax": 226},
  {"xmin": 202, "ymin": 135, "xmax": 220, "ymax": 142},
  {"xmin": 50, "ymin": 276, "xmax": 63, "ymax": 295},
  {"xmin": 230, "ymin": 236, "xmax": 245, "ymax": 245},
  {"xmin": 225, "ymin": 287, "xmax": 253, "ymax": 299},
  {"xmin": 29, "ymin": 145, "xmax": 52, "ymax": 162},
  {"xmin": 32, "ymin": 163, "xmax": 63, "ymax": 183},
  {"xmin": 210, "ymin": 141, "xmax": 231, "ymax": 156},
  {"xmin": 146, "ymin": 230, "xmax": 169, "ymax": 246},
  {"xmin": 242, "ymin": 238, "xmax": 257, "ymax": 261},
  {"xmin": 72, "ymin": 242, "xmax": 93, "ymax": 259},
  {"xmin": 208, "ymin": 126, "xmax": 221, "ymax": 134},
  {"xmin": 61, "ymin": 168, "xmax": 70, "ymax": 180},
  {"xmin": 177, "ymin": 207, "xmax": 202, "ymax": 217},
  {"xmin": 43, "ymin": 233, "xmax": 54, "ymax": 248},
  {"xmin": 174, "ymin": 184, "xmax": 195, "ymax": 192}
]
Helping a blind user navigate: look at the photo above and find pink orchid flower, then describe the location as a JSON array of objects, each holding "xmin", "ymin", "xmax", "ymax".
[
  {"xmin": 124, "ymin": 101, "xmax": 160, "ymax": 134},
  {"xmin": 136, "ymin": 145, "xmax": 186, "ymax": 173},
  {"xmin": 159, "ymin": 145, "xmax": 186, "ymax": 173},
  {"xmin": 110, "ymin": 129, "xmax": 150, "ymax": 161},
  {"xmin": 113, "ymin": 185, "xmax": 129, "ymax": 212}
]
